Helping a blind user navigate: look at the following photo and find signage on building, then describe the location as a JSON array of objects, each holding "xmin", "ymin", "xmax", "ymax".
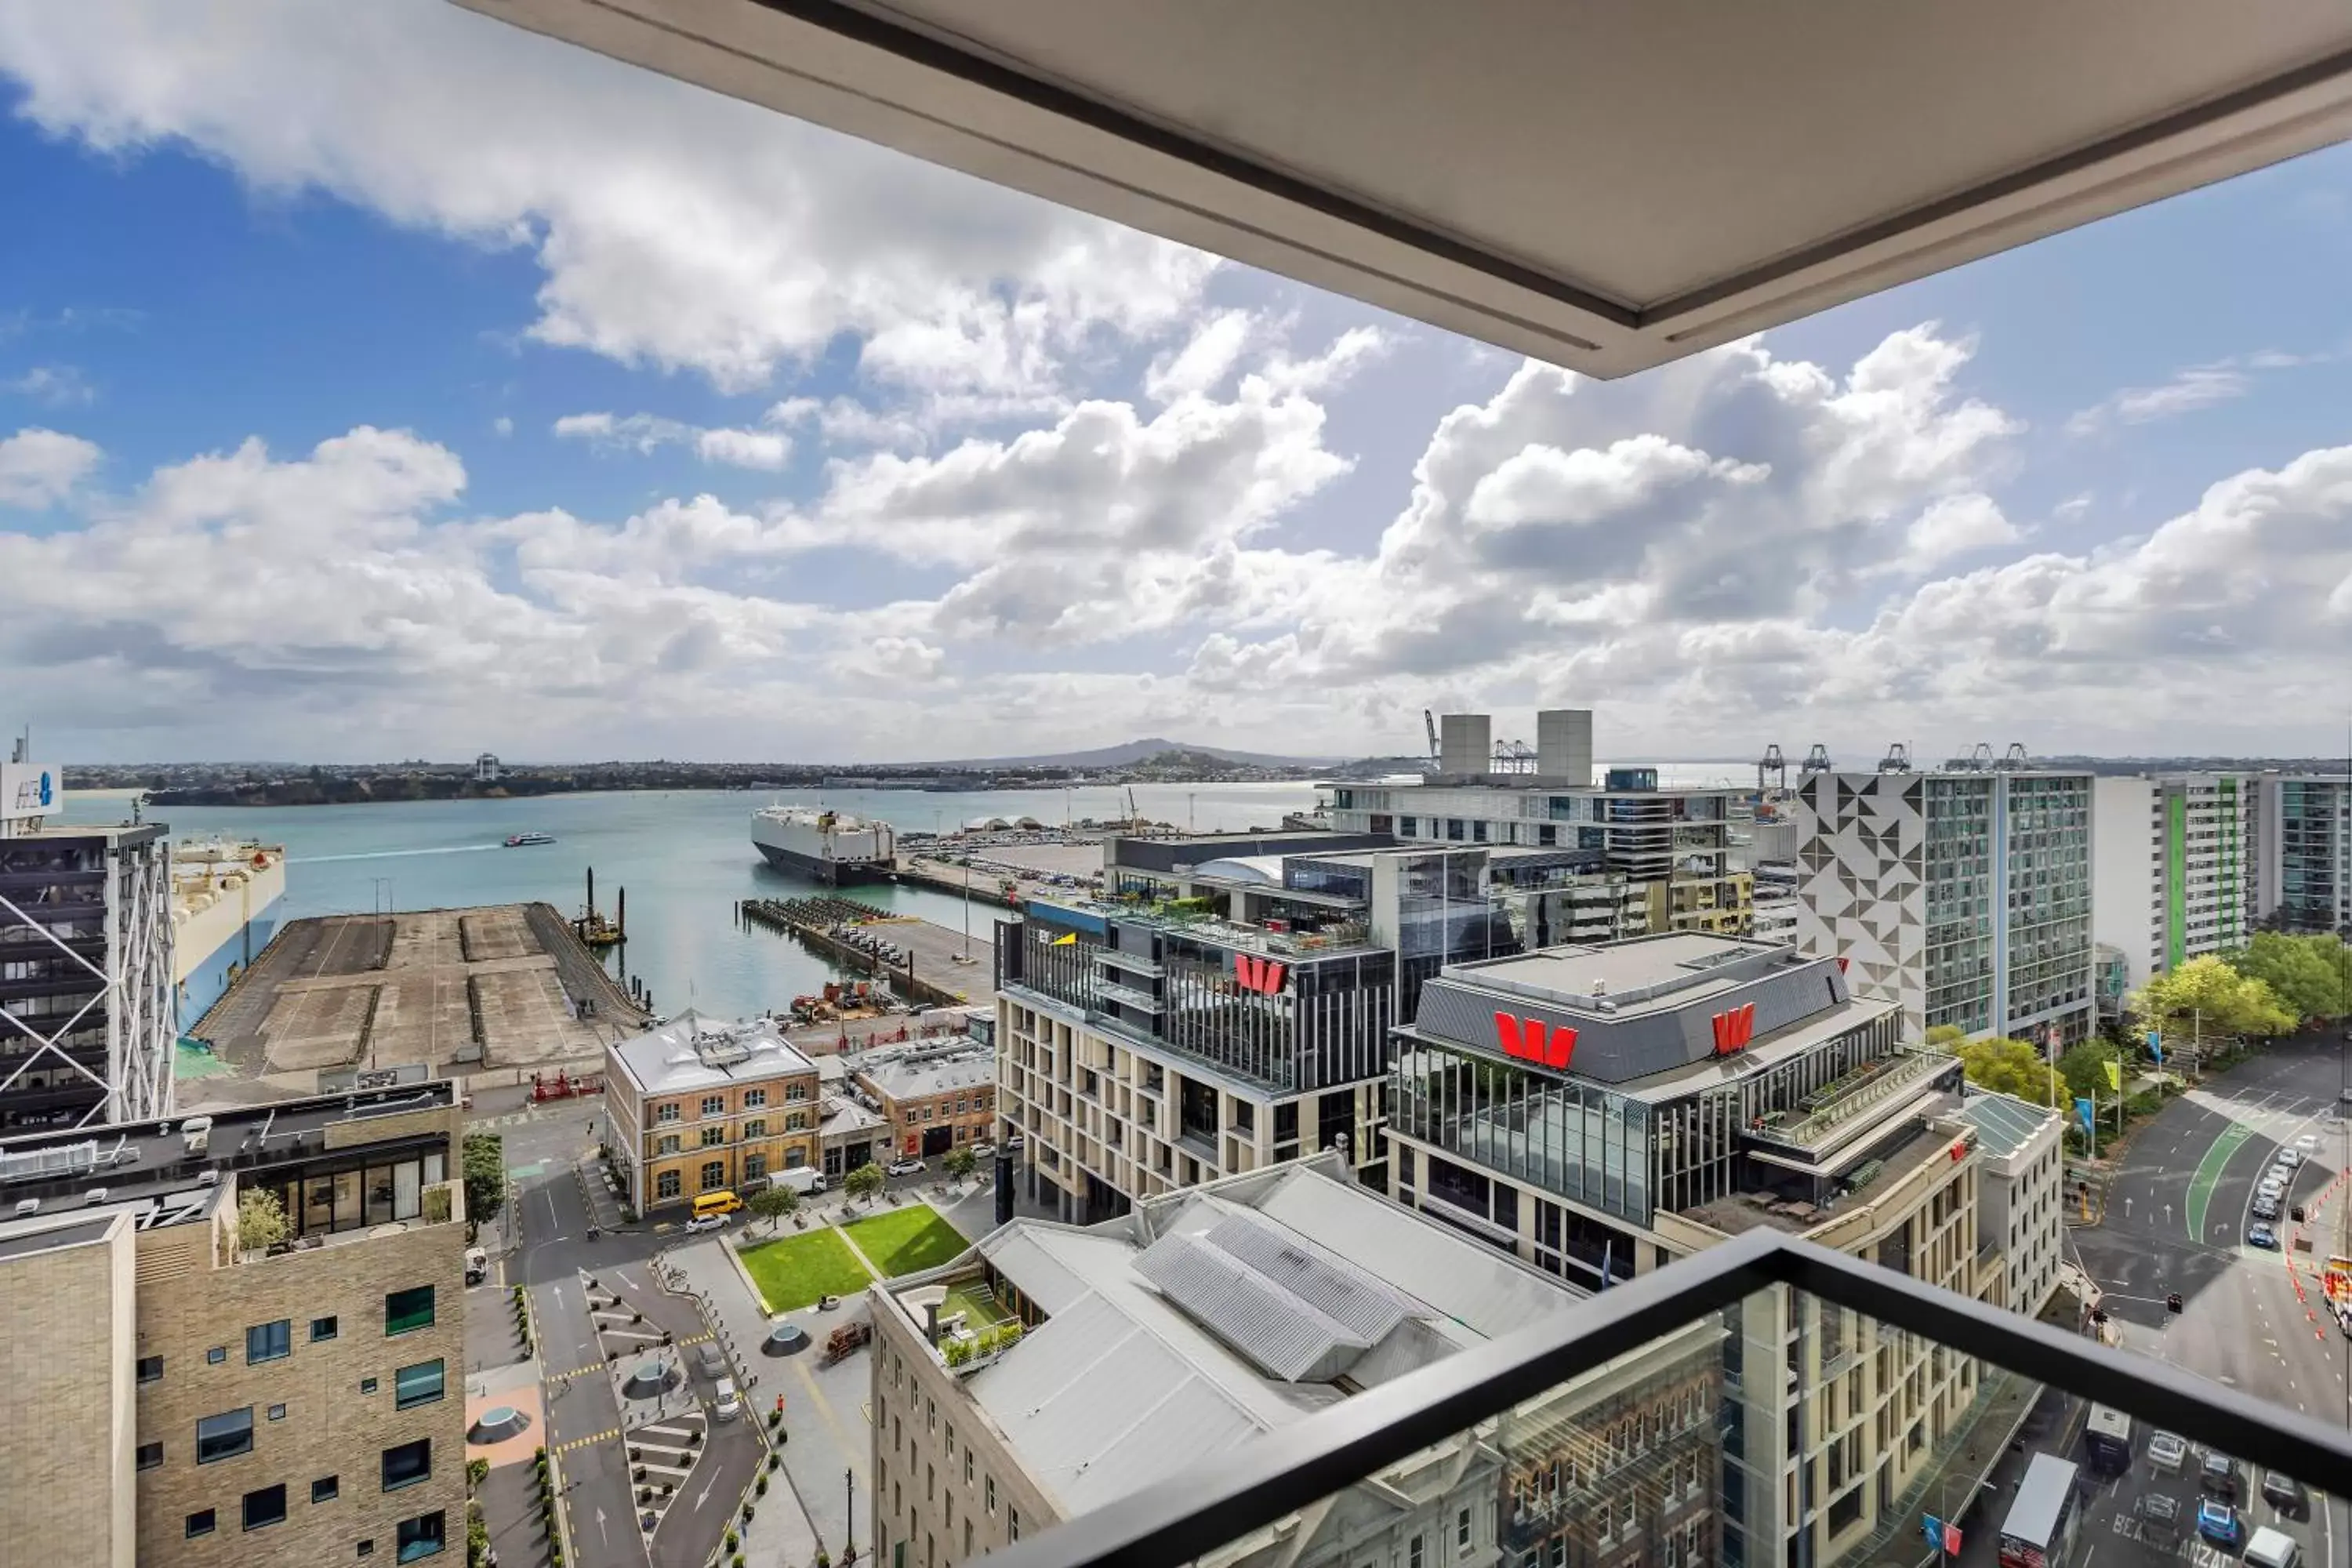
[
  {"xmin": 1232, "ymin": 954, "xmax": 1289, "ymax": 996},
  {"xmin": 1710, "ymin": 1003, "xmax": 1757, "ymax": 1055},
  {"xmin": 1494, "ymin": 1012, "xmax": 1577, "ymax": 1069},
  {"xmin": 0, "ymin": 761, "xmax": 61, "ymax": 822}
]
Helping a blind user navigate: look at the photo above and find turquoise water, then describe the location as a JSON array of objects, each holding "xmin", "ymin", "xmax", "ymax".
[{"xmin": 56, "ymin": 783, "xmax": 1320, "ymax": 1022}]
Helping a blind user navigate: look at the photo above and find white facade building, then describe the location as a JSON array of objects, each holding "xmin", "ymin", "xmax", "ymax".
[
  {"xmin": 2092, "ymin": 774, "xmax": 2260, "ymax": 993},
  {"xmin": 1957, "ymin": 1091, "xmax": 2065, "ymax": 1319}
]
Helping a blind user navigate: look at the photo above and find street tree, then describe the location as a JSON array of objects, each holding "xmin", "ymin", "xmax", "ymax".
[
  {"xmin": 749, "ymin": 1184, "xmax": 800, "ymax": 1234},
  {"xmin": 2224, "ymin": 931, "xmax": 2349, "ymax": 1022},
  {"xmin": 945, "ymin": 1148, "xmax": 978, "ymax": 1182},
  {"xmin": 2056, "ymin": 1039, "xmax": 2124, "ymax": 1105},
  {"xmin": 1954, "ymin": 1036, "xmax": 2061, "ymax": 1105},
  {"xmin": 1923, "ymin": 1023, "xmax": 1966, "ymax": 1049},
  {"xmin": 843, "ymin": 1163, "xmax": 886, "ymax": 1203},
  {"xmin": 462, "ymin": 1132, "xmax": 506, "ymax": 1232},
  {"xmin": 2129, "ymin": 954, "xmax": 2297, "ymax": 1044}
]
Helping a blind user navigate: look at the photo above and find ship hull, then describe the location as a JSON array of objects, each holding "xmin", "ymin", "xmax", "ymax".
[
  {"xmin": 173, "ymin": 851, "xmax": 289, "ymax": 1033},
  {"xmin": 753, "ymin": 841, "xmax": 894, "ymax": 886}
]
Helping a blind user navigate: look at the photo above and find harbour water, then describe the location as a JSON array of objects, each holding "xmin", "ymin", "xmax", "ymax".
[{"xmin": 56, "ymin": 783, "xmax": 1325, "ymax": 1025}]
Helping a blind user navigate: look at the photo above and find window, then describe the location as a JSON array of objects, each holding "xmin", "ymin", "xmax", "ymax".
[
  {"xmin": 382, "ymin": 1438, "xmax": 432, "ymax": 1492},
  {"xmin": 314, "ymin": 1475, "xmax": 341, "ymax": 1504},
  {"xmin": 187, "ymin": 1510, "xmax": 216, "ymax": 1539},
  {"xmin": 1457, "ymin": 1508, "xmax": 1472, "ymax": 1554},
  {"xmin": 903, "ymin": 1110, "xmax": 919, "ymax": 1125},
  {"xmin": 384, "ymin": 1285, "xmax": 435, "ymax": 1336},
  {"xmin": 657, "ymin": 1134, "xmax": 682, "ymax": 1156},
  {"xmin": 396, "ymin": 1511, "xmax": 447, "ymax": 1563},
  {"xmin": 268, "ymin": 1403, "xmax": 288, "ymax": 1421},
  {"xmin": 702, "ymin": 1094, "xmax": 725, "ymax": 1117},
  {"xmin": 1410, "ymin": 1535, "xmax": 1425, "ymax": 1568},
  {"xmin": 206, "ymin": 1345, "xmax": 227, "ymax": 1364},
  {"xmin": 247, "ymin": 1318, "xmax": 292, "ymax": 1364},
  {"xmin": 395, "ymin": 1359, "xmax": 445, "ymax": 1410},
  {"xmin": 358, "ymin": 1541, "xmax": 376, "ymax": 1558},
  {"xmin": 700, "ymin": 1126, "xmax": 726, "ymax": 1148},
  {"xmin": 655, "ymin": 1102, "xmax": 681, "ymax": 1123},
  {"xmin": 310, "ymin": 1316, "xmax": 339, "ymax": 1343},
  {"xmin": 137, "ymin": 1354, "xmax": 163, "ymax": 1383},
  {"xmin": 986, "ymin": 1479, "xmax": 996, "ymax": 1515},
  {"xmin": 137, "ymin": 1441, "xmax": 162, "ymax": 1470},
  {"xmin": 359, "ymin": 1377, "xmax": 379, "ymax": 1395},
  {"xmin": 197, "ymin": 1406, "xmax": 255, "ymax": 1464},
  {"xmin": 745, "ymin": 1153, "xmax": 768, "ymax": 1180},
  {"xmin": 699, "ymin": 1160, "xmax": 726, "ymax": 1191},
  {"xmin": 1008, "ymin": 1508, "xmax": 1020, "ymax": 1543},
  {"xmin": 657, "ymin": 1170, "xmax": 682, "ymax": 1200},
  {"xmin": 243, "ymin": 1483, "xmax": 288, "ymax": 1531},
  {"xmin": 744, "ymin": 1119, "xmax": 768, "ymax": 1139},
  {"xmin": 744, "ymin": 1088, "xmax": 768, "ymax": 1109},
  {"xmin": 964, "ymin": 1452, "xmax": 974, "ymax": 1485}
]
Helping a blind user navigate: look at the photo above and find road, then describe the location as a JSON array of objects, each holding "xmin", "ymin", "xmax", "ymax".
[{"xmin": 2046, "ymin": 1031, "xmax": 2352, "ymax": 1566}]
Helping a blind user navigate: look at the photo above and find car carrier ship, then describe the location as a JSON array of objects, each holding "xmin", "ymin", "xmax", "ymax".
[{"xmin": 750, "ymin": 806, "xmax": 897, "ymax": 886}]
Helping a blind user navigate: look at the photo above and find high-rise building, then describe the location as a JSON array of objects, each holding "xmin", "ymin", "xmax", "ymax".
[
  {"xmin": 1791, "ymin": 764, "xmax": 2095, "ymax": 1044},
  {"xmin": 0, "ymin": 1081, "xmax": 469, "ymax": 1567},
  {"xmin": 2091, "ymin": 773, "xmax": 2261, "ymax": 991},
  {"xmin": 1, "ymin": 760, "xmax": 175, "ymax": 1130},
  {"xmin": 2258, "ymin": 774, "xmax": 2350, "ymax": 936}
]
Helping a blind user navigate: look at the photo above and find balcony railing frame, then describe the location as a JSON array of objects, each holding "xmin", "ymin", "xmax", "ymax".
[{"xmin": 981, "ymin": 1225, "xmax": 2352, "ymax": 1568}]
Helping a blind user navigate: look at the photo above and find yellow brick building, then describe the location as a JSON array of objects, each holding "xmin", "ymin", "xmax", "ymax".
[{"xmin": 604, "ymin": 1013, "xmax": 822, "ymax": 1212}]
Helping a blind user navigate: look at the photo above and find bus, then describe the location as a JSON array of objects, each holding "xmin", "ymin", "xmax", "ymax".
[
  {"xmin": 1999, "ymin": 1454, "xmax": 2083, "ymax": 1568},
  {"xmin": 2082, "ymin": 1403, "xmax": 2132, "ymax": 1478}
]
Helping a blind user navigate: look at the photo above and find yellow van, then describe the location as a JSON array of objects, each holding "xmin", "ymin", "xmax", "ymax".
[{"xmin": 692, "ymin": 1190, "xmax": 743, "ymax": 1219}]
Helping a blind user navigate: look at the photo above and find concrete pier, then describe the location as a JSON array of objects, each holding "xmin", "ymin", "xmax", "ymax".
[{"xmin": 737, "ymin": 898, "xmax": 995, "ymax": 1007}]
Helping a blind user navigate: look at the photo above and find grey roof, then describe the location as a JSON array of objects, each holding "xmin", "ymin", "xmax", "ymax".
[
  {"xmin": 850, "ymin": 1040, "xmax": 994, "ymax": 1102},
  {"xmin": 1130, "ymin": 1214, "xmax": 1410, "ymax": 1381},
  {"xmin": 1958, "ymin": 1091, "xmax": 2057, "ymax": 1159},
  {"xmin": 609, "ymin": 1012, "xmax": 818, "ymax": 1095}
]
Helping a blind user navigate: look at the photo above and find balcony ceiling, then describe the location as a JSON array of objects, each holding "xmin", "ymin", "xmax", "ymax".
[{"xmin": 455, "ymin": 0, "xmax": 2352, "ymax": 377}]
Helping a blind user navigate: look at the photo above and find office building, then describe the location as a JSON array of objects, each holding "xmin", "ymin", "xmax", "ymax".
[
  {"xmin": 1955, "ymin": 1091, "xmax": 2065, "ymax": 1319},
  {"xmin": 1383, "ymin": 932, "xmax": 1996, "ymax": 1566},
  {"xmin": 869, "ymin": 1154, "xmax": 1719, "ymax": 1568},
  {"xmin": 603, "ymin": 1012, "xmax": 821, "ymax": 1212},
  {"xmin": 850, "ymin": 1036, "xmax": 998, "ymax": 1164},
  {"xmin": 1, "ymin": 760, "xmax": 175, "ymax": 1130},
  {"xmin": 2091, "ymin": 773, "xmax": 2261, "ymax": 991},
  {"xmin": 2258, "ymin": 774, "xmax": 2350, "ymax": 936},
  {"xmin": 1324, "ymin": 712, "xmax": 1753, "ymax": 937},
  {"xmin": 1791, "ymin": 762, "xmax": 2095, "ymax": 1044},
  {"xmin": 0, "ymin": 1080, "xmax": 467, "ymax": 1567}
]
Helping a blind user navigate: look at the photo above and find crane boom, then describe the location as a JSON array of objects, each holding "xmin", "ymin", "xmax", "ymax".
[{"xmin": 1424, "ymin": 709, "xmax": 1439, "ymax": 758}]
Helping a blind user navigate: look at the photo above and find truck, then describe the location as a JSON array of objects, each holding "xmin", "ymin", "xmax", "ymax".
[{"xmin": 778, "ymin": 1167, "xmax": 828, "ymax": 1196}]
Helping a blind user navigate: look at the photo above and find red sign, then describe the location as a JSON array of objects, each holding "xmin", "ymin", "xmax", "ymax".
[
  {"xmin": 1494, "ymin": 1012, "xmax": 1577, "ymax": 1069},
  {"xmin": 1835, "ymin": 956, "xmax": 1849, "ymax": 974},
  {"xmin": 1234, "ymin": 954, "xmax": 1289, "ymax": 995},
  {"xmin": 1710, "ymin": 1003, "xmax": 1757, "ymax": 1055}
]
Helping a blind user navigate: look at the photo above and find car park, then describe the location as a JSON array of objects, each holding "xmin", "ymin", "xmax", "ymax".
[
  {"xmin": 2249, "ymin": 1224, "xmax": 2279, "ymax": 1249},
  {"xmin": 2147, "ymin": 1431, "xmax": 2189, "ymax": 1474},
  {"xmin": 2197, "ymin": 1498, "xmax": 2240, "ymax": 1547}
]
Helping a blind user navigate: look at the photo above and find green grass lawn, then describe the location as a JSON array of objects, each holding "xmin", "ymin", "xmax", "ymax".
[
  {"xmin": 941, "ymin": 1278, "xmax": 1013, "ymax": 1331},
  {"xmin": 736, "ymin": 1228, "xmax": 874, "ymax": 1312},
  {"xmin": 844, "ymin": 1205, "xmax": 971, "ymax": 1277}
]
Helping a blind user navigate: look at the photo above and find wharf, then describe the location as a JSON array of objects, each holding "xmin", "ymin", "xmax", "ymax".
[{"xmin": 737, "ymin": 897, "xmax": 995, "ymax": 1008}]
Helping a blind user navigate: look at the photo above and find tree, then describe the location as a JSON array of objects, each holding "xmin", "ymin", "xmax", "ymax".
[
  {"xmin": 236, "ymin": 1186, "xmax": 290, "ymax": 1254},
  {"xmin": 2130, "ymin": 954, "xmax": 2298, "ymax": 1044},
  {"xmin": 2056, "ymin": 1039, "xmax": 2124, "ymax": 1104},
  {"xmin": 1923, "ymin": 1023, "xmax": 1966, "ymax": 1050},
  {"xmin": 748, "ymin": 1184, "xmax": 800, "ymax": 1234},
  {"xmin": 2225, "ymin": 931, "xmax": 2349, "ymax": 1022},
  {"xmin": 843, "ymin": 1163, "xmax": 886, "ymax": 1203},
  {"xmin": 945, "ymin": 1148, "xmax": 978, "ymax": 1182},
  {"xmin": 1954, "ymin": 1036, "xmax": 2060, "ymax": 1106},
  {"xmin": 463, "ymin": 1133, "xmax": 506, "ymax": 1231}
]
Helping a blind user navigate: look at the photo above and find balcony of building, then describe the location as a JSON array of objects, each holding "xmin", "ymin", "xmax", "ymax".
[
  {"xmin": 1743, "ymin": 1049, "xmax": 1965, "ymax": 1164},
  {"xmin": 978, "ymin": 1225, "xmax": 2352, "ymax": 1568}
]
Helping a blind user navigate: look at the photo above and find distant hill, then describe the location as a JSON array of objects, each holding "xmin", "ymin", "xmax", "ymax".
[{"xmin": 933, "ymin": 737, "xmax": 1341, "ymax": 768}]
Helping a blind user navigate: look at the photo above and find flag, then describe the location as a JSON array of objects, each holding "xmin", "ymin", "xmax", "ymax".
[
  {"xmin": 1942, "ymin": 1521, "xmax": 1962, "ymax": 1553},
  {"xmin": 2102, "ymin": 1059, "xmax": 2122, "ymax": 1093},
  {"xmin": 2074, "ymin": 1097, "xmax": 2096, "ymax": 1137},
  {"xmin": 1050, "ymin": 931, "xmax": 1076, "ymax": 946},
  {"xmin": 1921, "ymin": 1515, "xmax": 1943, "ymax": 1549},
  {"xmin": 2045, "ymin": 1024, "xmax": 2063, "ymax": 1062},
  {"xmin": 2146, "ymin": 1028, "xmax": 2163, "ymax": 1065}
]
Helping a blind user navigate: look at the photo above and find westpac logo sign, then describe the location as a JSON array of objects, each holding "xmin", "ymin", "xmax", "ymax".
[
  {"xmin": 1494, "ymin": 1012, "xmax": 1577, "ymax": 1070},
  {"xmin": 1710, "ymin": 1003, "xmax": 1758, "ymax": 1056},
  {"xmin": 1232, "ymin": 954, "xmax": 1289, "ymax": 996}
]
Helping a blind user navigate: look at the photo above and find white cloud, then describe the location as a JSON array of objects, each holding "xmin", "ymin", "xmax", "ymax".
[
  {"xmin": 0, "ymin": 426, "xmax": 101, "ymax": 506},
  {"xmin": 1890, "ymin": 492, "xmax": 2020, "ymax": 575},
  {"xmin": 0, "ymin": 0, "xmax": 1216, "ymax": 408},
  {"xmin": 1257, "ymin": 325, "xmax": 1392, "ymax": 395},
  {"xmin": 1144, "ymin": 310, "xmax": 1255, "ymax": 402},
  {"xmin": 5, "ymin": 365, "xmax": 96, "ymax": 406},
  {"xmin": 554, "ymin": 411, "xmax": 792, "ymax": 471},
  {"xmin": 2067, "ymin": 360, "xmax": 2259, "ymax": 435},
  {"xmin": 492, "ymin": 416, "xmax": 514, "ymax": 437}
]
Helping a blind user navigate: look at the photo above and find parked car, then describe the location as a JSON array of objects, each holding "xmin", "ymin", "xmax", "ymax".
[
  {"xmin": 2256, "ymin": 1178, "xmax": 2287, "ymax": 1203},
  {"xmin": 886, "ymin": 1157, "xmax": 927, "ymax": 1177},
  {"xmin": 2147, "ymin": 1430, "xmax": 2189, "ymax": 1474},
  {"xmin": 713, "ymin": 1377, "xmax": 742, "ymax": 1421},
  {"xmin": 2197, "ymin": 1498, "xmax": 2240, "ymax": 1546},
  {"xmin": 2275, "ymin": 1148, "xmax": 2303, "ymax": 1168},
  {"xmin": 2202, "ymin": 1451, "xmax": 2243, "ymax": 1500},
  {"xmin": 2296, "ymin": 1131, "xmax": 2323, "ymax": 1150},
  {"xmin": 684, "ymin": 1213, "xmax": 730, "ymax": 1234},
  {"xmin": 2262, "ymin": 1471, "xmax": 2309, "ymax": 1517},
  {"xmin": 2249, "ymin": 1224, "xmax": 2280, "ymax": 1250},
  {"xmin": 2252, "ymin": 1197, "xmax": 2280, "ymax": 1222}
]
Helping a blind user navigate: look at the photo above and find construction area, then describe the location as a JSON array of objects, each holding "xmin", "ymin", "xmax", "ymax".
[{"xmin": 189, "ymin": 902, "xmax": 649, "ymax": 1094}]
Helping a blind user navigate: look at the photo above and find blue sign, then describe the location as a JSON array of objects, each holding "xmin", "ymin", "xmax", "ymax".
[
  {"xmin": 2075, "ymin": 1097, "xmax": 2096, "ymax": 1136},
  {"xmin": 1922, "ymin": 1514, "xmax": 1943, "ymax": 1547},
  {"xmin": 2146, "ymin": 1028, "xmax": 2163, "ymax": 1065}
]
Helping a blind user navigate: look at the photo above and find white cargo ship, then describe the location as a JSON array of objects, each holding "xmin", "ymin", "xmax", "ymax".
[
  {"xmin": 750, "ymin": 807, "xmax": 897, "ymax": 885},
  {"xmin": 172, "ymin": 840, "xmax": 287, "ymax": 1031}
]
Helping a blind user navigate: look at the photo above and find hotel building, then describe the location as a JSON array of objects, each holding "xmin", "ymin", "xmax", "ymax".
[{"xmin": 603, "ymin": 1012, "xmax": 822, "ymax": 1212}]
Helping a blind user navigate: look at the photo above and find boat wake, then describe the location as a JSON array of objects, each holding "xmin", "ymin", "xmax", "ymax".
[{"xmin": 294, "ymin": 844, "xmax": 507, "ymax": 865}]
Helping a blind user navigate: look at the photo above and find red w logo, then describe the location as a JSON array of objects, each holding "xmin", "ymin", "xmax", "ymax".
[
  {"xmin": 1835, "ymin": 956, "xmax": 1850, "ymax": 974},
  {"xmin": 1494, "ymin": 1012, "xmax": 1577, "ymax": 1069},
  {"xmin": 1233, "ymin": 955, "xmax": 1288, "ymax": 995},
  {"xmin": 1711, "ymin": 1004, "xmax": 1758, "ymax": 1055}
]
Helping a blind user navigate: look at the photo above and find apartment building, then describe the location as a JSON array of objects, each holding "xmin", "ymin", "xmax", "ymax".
[
  {"xmin": 0, "ymin": 1082, "xmax": 467, "ymax": 1568},
  {"xmin": 1792, "ymin": 763, "xmax": 2096, "ymax": 1044},
  {"xmin": 1384, "ymin": 933, "xmax": 2002, "ymax": 1566},
  {"xmin": 2258, "ymin": 774, "xmax": 2350, "ymax": 936},
  {"xmin": 869, "ymin": 1155, "xmax": 1719, "ymax": 1568},
  {"xmin": 2092, "ymin": 773, "xmax": 2261, "ymax": 990},
  {"xmin": 1321, "ymin": 712, "xmax": 1754, "ymax": 938},
  {"xmin": 604, "ymin": 1013, "xmax": 821, "ymax": 1212},
  {"xmin": 1956, "ymin": 1091, "xmax": 2065, "ymax": 1319},
  {"xmin": 851, "ymin": 1036, "xmax": 998, "ymax": 1163},
  {"xmin": 1, "ymin": 766, "xmax": 175, "ymax": 1129}
]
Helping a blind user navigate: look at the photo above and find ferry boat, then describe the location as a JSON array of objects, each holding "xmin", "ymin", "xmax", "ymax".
[
  {"xmin": 750, "ymin": 806, "xmax": 896, "ymax": 885},
  {"xmin": 504, "ymin": 830, "xmax": 557, "ymax": 847},
  {"xmin": 172, "ymin": 840, "xmax": 287, "ymax": 1032}
]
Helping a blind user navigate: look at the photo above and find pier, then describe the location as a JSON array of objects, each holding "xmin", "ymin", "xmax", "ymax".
[{"xmin": 736, "ymin": 896, "xmax": 994, "ymax": 1008}]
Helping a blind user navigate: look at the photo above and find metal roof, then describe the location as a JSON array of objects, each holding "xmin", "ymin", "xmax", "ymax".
[
  {"xmin": 1958, "ymin": 1091, "xmax": 2058, "ymax": 1160},
  {"xmin": 1130, "ymin": 1214, "xmax": 1411, "ymax": 1382}
]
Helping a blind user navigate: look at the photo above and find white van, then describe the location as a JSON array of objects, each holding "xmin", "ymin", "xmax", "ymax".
[
  {"xmin": 2245, "ymin": 1525, "xmax": 2302, "ymax": 1568},
  {"xmin": 779, "ymin": 1167, "xmax": 827, "ymax": 1196}
]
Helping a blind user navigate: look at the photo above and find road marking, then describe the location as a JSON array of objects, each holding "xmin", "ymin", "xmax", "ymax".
[
  {"xmin": 2186, "ymin": 1122, "xmax": 2254, "ymax": 1241},
  {"xmin": 554, "ymin": 1426, "xmax": 621, "ymax": 1453}
]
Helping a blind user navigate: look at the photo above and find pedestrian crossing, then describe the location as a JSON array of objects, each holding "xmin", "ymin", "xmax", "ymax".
[
  {"xmin": 543, "ymin": 1330, "xmax": 715, "ymax": 1385},
  {"xmin": 552, "ymin": 1426, "xmax": 620, "ymax": 1454}
]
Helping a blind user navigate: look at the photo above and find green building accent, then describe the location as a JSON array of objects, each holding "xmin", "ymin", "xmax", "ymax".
[{"xmin": 2164, "ymin": 793, "xmax": 2187, "ymax": 971}]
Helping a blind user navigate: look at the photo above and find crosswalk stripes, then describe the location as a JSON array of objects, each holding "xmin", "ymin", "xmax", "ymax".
[{"xmin": 553, "ymin": 1426, "xmax": 620, "ymax": 1454}]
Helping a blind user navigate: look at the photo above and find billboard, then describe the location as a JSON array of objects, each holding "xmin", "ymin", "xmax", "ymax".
[{"xmin": 0, "ymin": 762, "xmax": 61, "ymax": 822}]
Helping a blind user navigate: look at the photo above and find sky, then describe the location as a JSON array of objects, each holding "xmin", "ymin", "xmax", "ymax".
[{"xmin": 2, "ymin": 3, "xmax": 2349, "ymax": 767}]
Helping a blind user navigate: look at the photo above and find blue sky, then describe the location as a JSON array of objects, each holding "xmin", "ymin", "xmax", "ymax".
[{"xmin": 2, "ymin": 2, "xmax": 2348, "ymax": 764}]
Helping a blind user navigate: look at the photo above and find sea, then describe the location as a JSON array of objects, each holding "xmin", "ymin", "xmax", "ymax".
[{"xmin": 56, "ymin": 768, "xmax": 1745, "ymax": 1025}]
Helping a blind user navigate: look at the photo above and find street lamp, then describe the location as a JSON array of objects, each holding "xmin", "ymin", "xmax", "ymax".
[{"xmin": 845, "ymin": 1466, "xmax": 856, "ymax": 1563}]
